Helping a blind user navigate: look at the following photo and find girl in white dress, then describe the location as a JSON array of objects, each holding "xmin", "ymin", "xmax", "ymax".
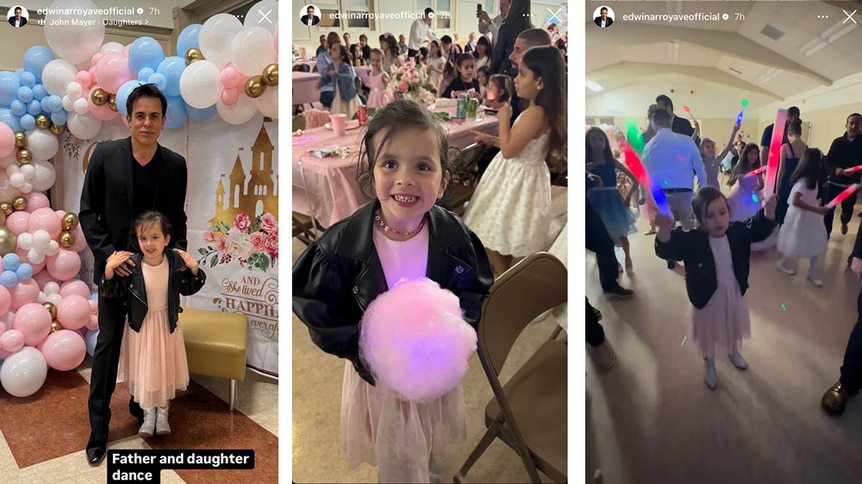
[
  {"xmin": 425, "ymin": 40, "xmax": 446, "ymax": 95},
  {"xmin": 464, "ymin": 46, "xmax": 567, "ymax": 275},
  {"xmin": 777, "ymin": 148, "xmax": 832, "ymax": 287}
]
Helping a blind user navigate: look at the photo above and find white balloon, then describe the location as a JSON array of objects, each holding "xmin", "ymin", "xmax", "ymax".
[
  {"xmin": 46, "ymin": 241, "xmax": 59, "ymax": 256},
  {"xmin": 19, "ymin": 164, "xmax": 35, "ymax": 179},
  {"xmin": 42, "ymin": 59, "xmax": 78, "ymax": 96},
  {"xmin": 43, "ymin": 0, "xmax": 105, "ymax": 65},
  {"xmin": 5, "ymin": 164, "xmax": 16, "ymax": 176},
  {"xmin": 26, "ymin": 130, "xmax": 59, "ymax": 161},
  {"xmin": 244, "ymin": 0, "xmax": 278, "ymax": 33},
  {"xmin": 229, "ymin": 27, "xmax": 276, "ymax": 76},
  {"xmin": 67, "ymin": 82, "xmax": 83, "ymax": 100},
  {"xmin": 9, "ymin": 172, "xmax": 24, "ymax": 188},
  {"xmin": 217, "ymin": 95, "xmax": 258, "ymax": 125},
  {"xmin": 0, "ymin": 347, "xmax": 48, "ymax": 397},
  {"xmin": 100, "ymin": 42, "xmax": 124, "ymax": 54},
  {"xmin": 256, "ymin": 85, "xmax": 278, "ymax": 119},
  {"xmin": 31, "ymin": 161, "xmax": 57, "ymax": 192},
  {"xmin": 37, "ymin": 291, "xmax": 47, "ymax": 303},
  {"xmin": 198, "ymin": 13, "xmax": 244, "ymax": 68},
  {"xmin": 28, "ymin": 248, "xmax": 45, "ymax": 265},
  {"xmin": 73, "ymin": 97, "xmax": 89, "ymax": 115},
  {"xmin": 33, "ymin": 230, "xmax": 51, "ymax": 249},
  {"xmin": 47, "ymin": 293, "xmax": 62, "ymax": 306},
  {"xmin": 67, "ymin": 112, "xmax": 102, "ymax": 140},
  {"xmin": 179, "ymin": 60, "xmax": 221, "ymax": 108},
  {"xmin": 21, "ymin": 181, "xmax": 32, "ymax": 194},
  {"xmin": 62, "ymin": 95, "xmax": 73, "ymax": 112},
  {"xmin": 16, "ymin": 233, "xmax": 32, "ymax": 250},
  {"xmin": 44, "ymin": 282, "xmax": 60, "ymax": 295}
]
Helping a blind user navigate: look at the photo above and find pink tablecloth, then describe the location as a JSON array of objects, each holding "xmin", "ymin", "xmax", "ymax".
[
  {"xmin": 293, "ymin": 106, "xmax": 499, "ymax": 227},
  {"xmin": 293, "ymin": 71, "xmax": 319, "ymax": 105}
]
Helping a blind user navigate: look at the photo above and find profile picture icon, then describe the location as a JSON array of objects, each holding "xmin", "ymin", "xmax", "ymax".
[
  {"xmin": 593, "ymin": 6, "xmax": 614, "ymax": 28},
  {"xmin": 7, "ymin": 5, "xmax": 28, "ymax": 28},
  {"xmin": 300, "ymin": 4, "xmax": 320, "ymax": 27}
]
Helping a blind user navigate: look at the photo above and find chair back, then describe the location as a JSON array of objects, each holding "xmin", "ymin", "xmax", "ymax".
[
  {"xmin": 479, "ymin": 252, "xmax": 567, "ymax": 377},
  {"xmin": 292, "ymin": 114, "xmax": 307, "ymax": 132}
]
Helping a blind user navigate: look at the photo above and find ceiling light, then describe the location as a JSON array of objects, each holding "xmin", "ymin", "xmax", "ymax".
[{"xmin": 586, "ymin": 81, "xmax": 603, "ymax": 92}]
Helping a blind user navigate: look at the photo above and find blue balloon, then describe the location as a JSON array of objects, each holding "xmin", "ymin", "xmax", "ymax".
[
  {"xmin": 3, "ymin": 253, "xmax": 20, "ymax": 270},
  {"xmin": 17, "ymin": 86, "xmax": 33, "ymax": 103},
  {"xmin": 156, "ymin": 56, "xmax": 185, "ymax": 98},
  {"xmin": 15, "ymin": 264, "xmax": 32, "ymax": 280},
  {"xmin": 50, "ymin": 109, "xmax": 67, "ymax": 126},
  {"xmin": 128, "ymin": 37, "xmax": 165, "ymax": 74},
  {"xmin": 0, "ymin": 108, "xmax": 22, "ymax": 132},
  {"xmin": 27, "ymin": 100, "xmax": 41, "ymax": 116},
  {"xmin": 186, "ymin": 103, "xmax": 217, "ymax": 122},
  {"xmin": 90, "ymin": 293, "xmax": 98, "ymax": 301},
  {"xmin": 164, "ymin": 96, "xmax": 187, "ymax": 129},
  {"xmin": 0, "ymin": 71, "xmax": 21, "ymax": 106},
  {"xmin": 32, "ymin": 84, "xmax": 47, "ymax": 100},
  {"xmin": 40, "ymin": 97, "xmax": 52, "ymax": 113},
  {"xmin": 177, "ymin": 24, "xmax": 202, "ymax": 57},
  {"xmin": 137, "ymin": 67, "xmax": 155, "ymax": 81},
  {"xmin": 115, "ymin": 80, "xmax": 142, "ymax": 117},
  {"xmin": 19, "ymin": 114, "xmax": 35, "ymax": 131},
  {"xmin": 148, "ymin": 73, "xmax": 167, "ymax": 92},
  {"xmin": 86, "ymin": 329, "xmax": 99, "ymax": 356},
  {"xmin": 0, "ymin": 271, "xmax": 17, "ymax": 288},
  {"xmin": 47, "ymin": 95, "xmax": 62, "ymax": 113},
  {"xmin": 18, "ymin": 71, "xmax": 36, "ymax": 88},
  {"xmin": 9, "ymin": 100, "xmax": 25, "ymax": 116},
  {"xmin": 22, "ymin": 46, "xmax": 54, "ymax": 83}
]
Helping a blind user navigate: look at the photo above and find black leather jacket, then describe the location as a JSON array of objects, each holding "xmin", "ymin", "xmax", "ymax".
[
  {"xmin": 292, "ymin": 201, "xmax": 494, "ymax": 385},
  {"xmin": 99, "ymin": 249, "xmax": 206, "ymax": 333}
]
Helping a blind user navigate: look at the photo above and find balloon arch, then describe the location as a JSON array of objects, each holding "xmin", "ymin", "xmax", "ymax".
[{"xmin": 0, "ymin": 0, "xmax": 279, "ymax": 398}]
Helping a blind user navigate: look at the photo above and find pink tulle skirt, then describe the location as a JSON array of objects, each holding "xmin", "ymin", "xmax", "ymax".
[
  {"xmin": 690, "ymin": 283, "xmax": 751, "ymax": 360},
  {"xmin": 340, "ymin": 361, "xmax": 467, "ymax": 483},
  {"xmin": 120, "ymin": 308, "xmax": 189, "ymax": 409}
]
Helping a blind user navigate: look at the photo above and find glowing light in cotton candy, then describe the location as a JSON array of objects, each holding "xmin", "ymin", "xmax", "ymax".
[{"xmin": 359, "ymin": 278, "xmax": 476, "ymax": 403}]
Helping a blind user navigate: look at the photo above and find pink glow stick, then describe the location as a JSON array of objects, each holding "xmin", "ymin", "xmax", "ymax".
[
  {"xmin": 764, "ymin": 109, "xmax": 787, "ymax": 197},
  {"xmin": 745, "ymin": 166, "xmax": 767, "ymax": 177},
  {"xmin": 843, "ymin": 165, "xmax": 862, "ymax": 174},
  {"xmin": 826, "ymin": 184, "xmax": 860, "ymax": 209}
]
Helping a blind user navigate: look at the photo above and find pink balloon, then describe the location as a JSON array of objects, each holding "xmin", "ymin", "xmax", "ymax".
[
  {"xmin": 5, "ymin": 211, "xmax": 30, "ymax": 235},
  {"xmin": 60, "ymin": 280, "xmax": 90, "ymax": 299},
  {"xmin": 46, "ymin": 249, "xmax": 82, "ymax": 281},
  {"xmin": 0, "ymin": 122, "xmax": 14, "ymax": 158},
  {"xmin": 32, "ymin": 270, "xmax": 55, "ymax": 290},
  {"xmin": 94, "ymin": 53, "xmax": 135, "ymax": 94},
  {"xmin": 219, "ymin": 64, "xmax": 241, "ymax": 89},
  {"xmin": 0, "ymin": 328, "xmax": 24, "ymax": 353},
  {"xmin": 69, "ymin": 224, "xmax": 88, "ymax": 253},
  {"xmin": 273, "ymin": 26, "xmax": 278, "ymax": 54},
  {"xmin": 221, "ymin": 88, "xmax": 239, "ymax": 106},
  {"xmin": 27, "ymin": 207, "xmax": 62, "ymax": 239},
  {"xmin": 87, "ymin": 86, "xmax": 120, "ymax": 121},
  {"xmin": 0, "ymin": 285, "xmax": 10, "ymax": 315},
  {"xmin": 24, "ymin": 192, "xmax": 50, "ymax": 210},
  {"xmin": 86, "ymin": 314, "xmax": 98, "ymax": 331},
  {"xmin": 122, "ymin": 44, "xmax": 131, "ymax": 57},
  {"xmin": 57, "ymin": 294, "xmax": 90, "ymax": 330},
  {"xmin": 12, "ymin": 302, "xmax": 51, "ymax": 346},
  {"xmin": 75, "ymin": 70, "xmax": 94, "ymax": 89},
  {"xmin": 41, "ymin": 329, "xmax": 86, "ymax": 371},
  {"xmin": 91, "ymin": 52, "xmax": 105, "ymax": 65},
  {"xmin": 88, "ymin": 299, "xmax": 97, "ymax": 314},
  {"xmin": 9, "ymin": 279, "xmax": 40, "ymax": 310}
]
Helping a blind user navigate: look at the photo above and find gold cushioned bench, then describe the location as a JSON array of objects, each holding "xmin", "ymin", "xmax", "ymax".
[{"xmin": 179, "ymin": 308, "xmax": 248, "ymax": 411}]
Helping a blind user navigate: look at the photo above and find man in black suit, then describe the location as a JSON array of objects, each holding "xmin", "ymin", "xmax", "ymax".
[
  {"xmin": 81, "ymin": 84, "xmax": 189, "ymax": 466},
  {"xmin": 300, "ymin": 5, "xmax": 320, "ymax": 27},
  {"xmin": 656, "ymin": 94, "xmax": 694, "ymax": 137},
  {"xmin": 9, "ymin": 6, "xmax": 26, "ymax": 27},
  {"xmin": 595, "ymin": 7, "xmax": 613, "ymax": 28}
]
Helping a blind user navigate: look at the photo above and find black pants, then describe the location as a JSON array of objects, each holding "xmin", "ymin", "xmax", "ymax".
[
  {"xmin": 824, "ymin": 183, "xmax": 857, "ymax": 237},
  {"xmin": 839, "ymin": 291, "xmax": 862, "ymax": 394},
  {"xmin": 586, "ymin": 298, "xmax": 605, "ymax": 347},
  {"xmin": 586, "ymin": 198, "xmax": 621, "ymax": 292},
  {"xmin": 88, "ymin": 294, "xmax": 129, "ymax": 434}
]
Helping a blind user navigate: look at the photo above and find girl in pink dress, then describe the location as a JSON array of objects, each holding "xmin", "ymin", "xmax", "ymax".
[
  {"xmin": 101, "ymin": 211, "xmax": 206, "ymax": 436},
  {"xmin": 655, "ymin": 188, "xmax": 777, "ymax": 390},
  {"xmin": 366, "ymin": 49, "xmax": 389, "ymax": 109}
]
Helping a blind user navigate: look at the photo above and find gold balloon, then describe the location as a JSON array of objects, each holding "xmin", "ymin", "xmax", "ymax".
[
  {"xmin": 245, "ymin": 76, "xmax": 266, "ymax": 98},
  {"xmin": 12, "ymin": 196, "xmax": 26, "ymax": 211},
  {"xmin": 16, "ymin": 149, "xmax": 31, "ymax": 163},
  {"xmin": 43, "ymin": 302, "xmax": 57, "ymax": 319},
  {"xmin": 0, "ymin": 226, "xmax": 16, "ymax": 255},
  {"xmin": 49, "ymin": 124, "xmax": 66, "ymax": 135},
  {"xmin": 14, "ymin": 132, "xmax": 26, "ymax": 148},
  {"xmin": 107, "ymin": 95, "xmax": 118, "ymax": 112},
  {"xmin": 91, "ymin": 88, "xmax": 109, "ymax": 106},
  {"xmin": 62, "ymin": 213, "xmax": 79, "ymax": 231},
  {"xmin": 261, "ymin": 63, "xmax": 278, "ymax": 86},
  {"xmin": 185, "ymin": 48, "xmax": 203, "ymax": 64},
  {"xmin": 51, "ymin": 321, "xmax": 62, "ymax": 333},
  {"xmin": 59, "ymin": 230, "xmax": 75, "ymax": 248},
  {"xmin": 0, "ymin": 203, "xmax": 11, "ymax": 216},
  {"xmin": 35, "ymin": 115, "xmax": 51, "ymax": 129}
]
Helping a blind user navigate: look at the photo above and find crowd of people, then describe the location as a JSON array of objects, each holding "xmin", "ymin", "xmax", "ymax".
[{"xmin": 586, "ymin": 94, "xmax": 862, "ymax": 417}]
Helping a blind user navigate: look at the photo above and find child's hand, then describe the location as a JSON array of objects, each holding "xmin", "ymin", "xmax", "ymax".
[
  {"xmin": 173, "ymin": 248, "xmax": 200, "ymax": 274},
  {"xmin": 655, "ymin": 214, "xmax": 675, "ymax": 242},
  {"xmin": 105, "ymin": 251, "xmax": 133, "ymax": 279},
  {"xmin": 763, "ymin": 195, "xmax": 777, "ymax": 220},
  {"xmin": 818, "ymin": 204, "xmax": 833, "ymax": 216},
  {"xmin": 497, "ymin": 102, "xmax": 512, "ymax": 123},
  {"xmin": 471, "ymin": 129, "xmax": 496, "ymax": 146}
]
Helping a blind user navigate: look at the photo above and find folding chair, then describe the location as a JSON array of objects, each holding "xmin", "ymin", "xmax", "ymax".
[
  {"xmin": 455, "ymin": 252, "xmax": 568, "ymax": 483},
  {"xmin": 292, "ymin": 212, "xmax": 318, "ymax": 246},
  {"xmin": 439, "ymin": 143, "xmax": 486, "ymax": 216}
]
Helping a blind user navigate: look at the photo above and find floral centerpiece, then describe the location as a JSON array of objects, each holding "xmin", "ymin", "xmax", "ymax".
[{"xmin": 384, "ymin": 55, "xmax": 437, "ymax": 105}]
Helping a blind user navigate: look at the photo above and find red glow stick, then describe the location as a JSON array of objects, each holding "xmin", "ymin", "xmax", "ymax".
[
  {"xmin": 619, "ymin": 140, "xmax": 672, "ymax": 217},
  {"xmin": 826, "ymin": 184, "xmax": 859, "ymax": 209},
  {"xmin": 745, "ymin": 166, "xmax": 767, "ymax": 177},
  {"xmin": 682, "ymin": 105, "xmax": 695, "ymax": 120},
  {"xmin": 843, "ymin": 165, "xmax": 862, "ymax": 174},
  {"xmin": 764, "ymin": 109, "xmax": 787, "ymax": 197}
]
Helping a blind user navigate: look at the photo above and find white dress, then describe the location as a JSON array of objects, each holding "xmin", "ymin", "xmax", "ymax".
[
  {"xmin": 777, "ymin": 179, "xmax": 828, "ymax": 258},
  {"xmin": 463, "ymin": 115, "xmax": 551, "ymax": 257}
]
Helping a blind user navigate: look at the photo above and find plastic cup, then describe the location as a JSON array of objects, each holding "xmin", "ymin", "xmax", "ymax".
[{"xmin": 330, "ymin": 113, "xmax": 347, "ymax": 136}]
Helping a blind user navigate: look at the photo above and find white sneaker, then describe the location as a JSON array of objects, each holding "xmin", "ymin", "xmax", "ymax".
[
  {"xmin": 155, "ymin": 406, "xmax": 171, "ymax": 435},
  {"xmin": 728, "ymin": 349, "xmax": 748, "ymax": 370},
  {"xmin": 776, "ymin": 261, "xmax": 796, "ymax": 275},
  {"xmin": 808, "ymin": 276, "xmax": 823, "ymax": 287},
  {"xmin": 139, "ymin": 407, "xmax": 156, "ymax": 436},
  {"xmin": 704, "ymin": 360, "xmax": 718, "ymax": 390}
]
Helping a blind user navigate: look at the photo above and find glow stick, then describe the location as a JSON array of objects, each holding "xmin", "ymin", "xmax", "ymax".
[
  {"xmin": 843, "ymin": 165, "xmax": 862, "ymax": 175},
  {"xmin": 764, "ymin": 109, "xmax": 787, "ymax": 196},
  {"xmin": 736, "ymin": 109, "xmax": 744, "ymax": 127},
  {"xmin": 745, "ymin": 166, "xmax": 767, "ymax": 177},
  {"xmin": 682, "ymin": 105, "xmax": 695, "ymax": 121},
  {"xmin": 826, "ymin": 184, "xmax": 860, "ymax": 209},
  {"xmin": 619, "ymin": 141, "xmax": 672, "ymax": 217}
]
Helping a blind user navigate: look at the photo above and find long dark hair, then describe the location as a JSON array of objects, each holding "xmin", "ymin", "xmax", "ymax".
[
  {"xmin": 131, "ymin": 211, "xmax": 173, "ymax": 251},
  {"xmin": 473, "ymin": 36, "xmax": 492, "ymax": 60},
  {"xmin": 586, "ymin": 127, "xmax": 615, "ymax": 165},
  {"xmin": 734, "ymin": 142, "xmax": 761, "ymax": 174},
  {"xmin": 523, "ymin": 45, "xmax": 566, "ymax": 172},
  {"xmin": 790, "ymin": 148, "xmax": 823, "ymax": 190}
]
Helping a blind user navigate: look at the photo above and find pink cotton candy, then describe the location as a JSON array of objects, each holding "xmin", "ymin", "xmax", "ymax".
[{"xmin": 359, "ymin": 278, "xmax": 476, "ymax": 403}]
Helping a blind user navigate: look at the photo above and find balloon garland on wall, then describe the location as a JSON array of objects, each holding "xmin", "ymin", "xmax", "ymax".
[{"xmin": 0, "ymin": 0, "xmax": 279, "ymax": 397}]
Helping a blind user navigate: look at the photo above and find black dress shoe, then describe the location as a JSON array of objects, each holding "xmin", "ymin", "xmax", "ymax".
[
  {"xmin": 821, "ymin": 382, "xmax": 854, "ymax": 416},
  {"xmin": 86, "ymin": 432, "xmax": 107, "ymax": 465},
  {"xmin": 667, "ymin": 260, "xmax": 676, "ymax": 269},
  {"xmin": 129, "ymin": 397, "xmax": 144, "ymax": 424},
  {"xmin": 604, "ymin": 286, "xmax": 634, "ymax": 299}
]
